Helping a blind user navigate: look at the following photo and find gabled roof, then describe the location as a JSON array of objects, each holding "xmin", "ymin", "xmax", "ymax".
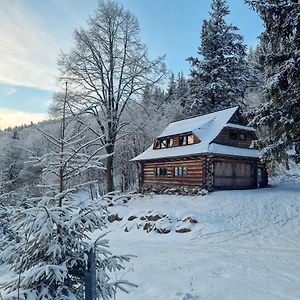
[{"xmin": 131, "ymin": 106, "xmax": 258, "ymax": 161}]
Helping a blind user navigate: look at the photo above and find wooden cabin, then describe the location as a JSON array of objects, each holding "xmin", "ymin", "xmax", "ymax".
[{"xmin": 131, "ymin": 107, "xmax": 268, "ymax": 192}]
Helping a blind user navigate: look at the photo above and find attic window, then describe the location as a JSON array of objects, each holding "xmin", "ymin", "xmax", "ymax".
[
  {"xmin": 155, "ymin": 137, "xmax": 173, "ymax": 149},
  {"xmin": 179, "ymin": 134, "xmax": 195, "ymax": 146},
  {"xmin": 179, "ymin": 135, "xmax": 187, "ymax": 146},
  {"xmin": 154, "ymin": 140, "xmax": 161, "ymax": 149},
  {"xmin": 187, "ymin": 134, "xmax": 194, "ymax": 145},
  {"xmin": 239, "ymin": 133, "xmax": 246, "ymax": 141},
  {"xmin": 229, "ymin": 132, "xmax": 238, "ymax": 140},
  {"xmin": 161, "ymin": 139, "xmax": 168, "ymax": 148}
]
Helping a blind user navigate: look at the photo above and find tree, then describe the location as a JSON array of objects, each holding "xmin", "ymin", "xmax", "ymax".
[
  {"xmin": 245, "ymin": 0, "xmax": 300, "ymax": 165},
  {"xmin": 0, "ymin": 85, "xmax": 133, "ymax": 299},
  {"xmin": 187, "ymin": 0, "xmax": 253, "ymax": 116},
  {"xmin": 176, "ymin": 72, "xmax": 189, "ymax": 109},
  {"xmin": 57, "ymin": 0, "xmax": 165, "ymax": 192}
]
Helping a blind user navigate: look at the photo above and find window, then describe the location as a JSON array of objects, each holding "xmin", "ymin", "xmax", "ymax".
[
  {"xmin": 229, "ymin": 132, "xmax": 238, "ymax": 140},
  {"xmin": 153, "ymin": 140, "xmax": 161, "ymax": 149},
  {"xmin": 173, "ymin": 166, "xmax": 187, "ymax": 177},
  {"xmin": 154, "ymin": 137, "xmax": 174, "ymax": 149},
  {"xmin": 179, "ymin": 134, "xmax": 195, "ymax": 146},
  {"xmin": 179, "ymin": 135, "xmax": 187, "ymax": 146},
  {"xmin": 168, "ymin": 138, "xmax": 174, "ymax": 147},
  {"xmin": 155, "ymin": 167, "xmax": 167, "ymax": 176},
  {"xmin": 239, "ymin": 133, "xmax": 246, "ymax": 141},
  {"xmin": 187, "ymin": 134, "xmax": 194, "ymax": 145},
  {"xmin": 161, "ymin": 139, "xmax": 168, "ymax": 148}
]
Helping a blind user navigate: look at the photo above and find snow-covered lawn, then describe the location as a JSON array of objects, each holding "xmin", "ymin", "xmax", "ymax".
[
  {"xmin": 105, "ymin": 182, "xmax": 300, "ymax": 300},
  {"xmin": 1, "ymin": 182, "xmax": 299, "ymax": 299}
]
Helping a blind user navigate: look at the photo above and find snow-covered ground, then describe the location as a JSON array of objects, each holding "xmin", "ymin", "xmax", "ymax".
[
  {"xmin": 1, "ymin": 181, "xmax": 300, "ymax": 300},
  {"xmin": 105, "ymin": 182, "xmax": 300, "ymax": 300}
]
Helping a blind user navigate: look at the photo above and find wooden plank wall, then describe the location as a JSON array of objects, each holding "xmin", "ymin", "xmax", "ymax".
[
  {"xmin": 143, "ymin": 159, "xmax": 204, "ymax": 187},
  {"xmin": 213, "ymin": 128, "xmax": 255, "ymax": 148}
]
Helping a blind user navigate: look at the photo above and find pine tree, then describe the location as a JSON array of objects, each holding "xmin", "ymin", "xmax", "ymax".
[
  {"xmin": 187, "ymin": 0, "xmax": 253, "ymax": 116},
  {"xmin": 165, "ymin": 73, "xmax": 177, "ymax": 103},
  {"xmin": 176, "ymin": 72, "xmax": 189, "ymax": 109},
  {"xmin": 0, "ymin": 85, "xmax": 133, "ymax": 299},
  {"xmin": 245, "ymin": 0, "xmax": 300, "ymax": 164}
]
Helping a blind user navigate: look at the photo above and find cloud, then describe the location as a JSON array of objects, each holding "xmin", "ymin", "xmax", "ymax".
[
  {"xmin": 0, "ymin": 107, "xmax": 47, "ymax": 130},
  {"xmin": 0, "ymin": 1, "xmax": 60, "ymax": 91}
]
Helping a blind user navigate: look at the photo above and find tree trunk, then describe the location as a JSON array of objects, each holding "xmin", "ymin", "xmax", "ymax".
[{"xmin": 106, "ymin": 144, "xmax": 114, "ymax": 193}]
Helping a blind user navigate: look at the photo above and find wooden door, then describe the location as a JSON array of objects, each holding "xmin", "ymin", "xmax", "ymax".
[{"xmin": 214, "ymin": 161, "xmax": 252, "ymax": 189}]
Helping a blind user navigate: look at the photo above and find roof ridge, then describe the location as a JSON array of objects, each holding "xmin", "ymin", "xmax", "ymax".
[{"xmin": 169, "ymin": 106, "xmax": 239, "ymax": 125}]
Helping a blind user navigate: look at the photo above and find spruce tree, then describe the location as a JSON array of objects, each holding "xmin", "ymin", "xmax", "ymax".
[
  {"xmin": 245, "ymin": 0, "xmax": 300, "ymax": 164},
  {"xmin": 187, "ymin": 0, "xmax": 252, "ymax": 116},
  {"xmin": 0, "ymin": 86, "xmax": 133, "ymax": 299}
]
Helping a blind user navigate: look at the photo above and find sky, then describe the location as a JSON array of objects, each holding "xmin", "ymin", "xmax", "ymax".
[{"xmin": 0, "ymin": 0, "xmax": 263, "ymax": 129}]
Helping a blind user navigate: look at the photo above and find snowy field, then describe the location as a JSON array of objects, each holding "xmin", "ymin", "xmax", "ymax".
[
  {"xmin": 1, "ymin": 181, "xmax": 300, "ymax": 300},
  {"xmin": 105, "ymin": 182, "xmax": 300, "ymax": 300}
]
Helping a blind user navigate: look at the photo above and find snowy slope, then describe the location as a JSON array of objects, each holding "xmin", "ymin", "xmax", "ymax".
[
  {"xmin": 1, "ymin": 182, "xmax": 300, "ymax": 300},
  {"xmin": 104, "ymin": 182, "xmax": 300, "ymax": 300}
]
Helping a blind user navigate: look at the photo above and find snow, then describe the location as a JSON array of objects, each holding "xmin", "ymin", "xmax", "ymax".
[
  {"xmin": 101, "ymin": 182, "xmax": 299, "ymax": 300},
  {"xmin": 131, "ymin": 106, "xmax": 260, "ymax": 161},
  {"xmin": 1, "ymin": 182, "xmax": 300, "ymax": 299},
  {"xmin": 225, "ymin": 123, "xmax": 256, "ymax": 132},
  {"xmin": 208, "ymin": 143, "xmax": 259, "ymax": 158},
  {"xmin": 157, "ymin": 107, "xmax": 238, "ymax": 138}
]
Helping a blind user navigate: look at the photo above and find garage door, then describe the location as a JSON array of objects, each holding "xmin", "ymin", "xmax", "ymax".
[{"xmin": 214, "ymin": 161, "xmax": 252, "ymax": 189}]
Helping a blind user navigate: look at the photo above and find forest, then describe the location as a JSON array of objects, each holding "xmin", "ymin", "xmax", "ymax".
[{"xmin": 0, "ymin": 0, "xmax": 299, "ymax": 299}]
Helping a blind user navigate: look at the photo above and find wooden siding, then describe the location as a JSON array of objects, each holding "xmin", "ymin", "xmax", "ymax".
[
  {"xmin": 212, "ymin": 127, "xmax": 256, "ymax": 148},
  {"xmin": 143, "ymin": 159, "xmax": 204, "ymax": 187}
]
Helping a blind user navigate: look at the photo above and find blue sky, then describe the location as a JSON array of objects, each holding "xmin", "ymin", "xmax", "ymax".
[{"xmin": 0, "ymin": 0, "xmax": 262, "ymax": 129}]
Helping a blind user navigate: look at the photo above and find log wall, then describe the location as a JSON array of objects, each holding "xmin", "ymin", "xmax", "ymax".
[{"xmin": 143, "ymin": 158, "xmax": 204, "ymax": 187}]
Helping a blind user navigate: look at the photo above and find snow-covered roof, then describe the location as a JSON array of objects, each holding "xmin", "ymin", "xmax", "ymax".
[
  {"xmin": 225, "ymin": 123, "xmax": 256, "ymax": 132},
  {"xmin": 132, "ymin": 106, "xmax": 259, "ymax": 161},
  {"xmin": 157, "ymin": 106, "xmax": 238, "ymax": 138}
]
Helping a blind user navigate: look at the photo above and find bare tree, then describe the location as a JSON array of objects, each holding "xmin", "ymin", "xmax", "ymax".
[{"xmin": 57, "ymin": 0, "xmax": 165, "ymax": 192}]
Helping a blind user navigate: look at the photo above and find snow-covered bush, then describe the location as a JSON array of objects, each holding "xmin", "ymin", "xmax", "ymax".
[{"xmin": 0, "ymin": 197, "xmax": 132, "ymax": 299}]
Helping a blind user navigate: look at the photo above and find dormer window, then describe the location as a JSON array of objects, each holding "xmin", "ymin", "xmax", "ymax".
[
  {"xmin": 161, "ymin": 139, "xmax": 168, "ymax": 148},
  {"xmin": 179, "ymin": 135, "xmax": 187, "ymax": 146},
  {"xmin": 154, "ymin": 137, "xmax": 174, "ymax": 149},
  {"xmin": 179, "ymin": 134, "xmax": 195, "ymax": 146},
  {"xmin": 154, "ymin": 133, "xmax": 197, "ymax": 150},
  {"xmin": 187, "ymin": 134, "xmax": 194, "ymax": 145}
]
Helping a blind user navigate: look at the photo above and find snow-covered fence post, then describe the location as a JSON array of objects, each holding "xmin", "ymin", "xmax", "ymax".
[{"xmin": 85, "ymin": 248, "xmax": 96, "ymax": 300}]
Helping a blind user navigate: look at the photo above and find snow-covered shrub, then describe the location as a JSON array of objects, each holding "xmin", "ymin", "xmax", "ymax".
[{"xmin": 0, "ymin": 197, "xmax": 133, "ymax": 299}]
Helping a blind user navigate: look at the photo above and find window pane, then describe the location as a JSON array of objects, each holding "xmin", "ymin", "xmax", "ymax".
[
  {"xmin": 187, "ymin": 135, "xmax": 194, "ymax": 144},
  {"xmin": 154, "ymin": 140, "xmax": 160, "ymax": 149},
  {"xmin": 161, "ymin": 139, "xmax": 167, "ymax": 148},
  {"xmin": 229, "ymin": 132, "xmax": 237, "ymax": 140},
  {"xmin": 174, "ymin": 167, "xmax": 178, "ymax": 176}
]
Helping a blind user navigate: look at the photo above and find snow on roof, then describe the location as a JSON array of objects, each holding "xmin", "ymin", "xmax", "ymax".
[
  {"xmin": 157, "ymin": 106, "xmax": 239, "ymax": 138},
  {"xmin": 131, "ymin": 106, "xmax": 259, "ymax": 161},
  {"xmin": 225, "ymin": 123, "xmax": 256, "ymax": 132}
]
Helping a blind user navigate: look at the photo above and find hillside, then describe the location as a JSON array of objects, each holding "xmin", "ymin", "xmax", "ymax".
[
  {"xmin": 103, "ymin": 181, "xmax": 300, "ymax": 300},
  {"xmin": 1, "ymin": 181, "xmax": 299, "ymax": 299}
]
